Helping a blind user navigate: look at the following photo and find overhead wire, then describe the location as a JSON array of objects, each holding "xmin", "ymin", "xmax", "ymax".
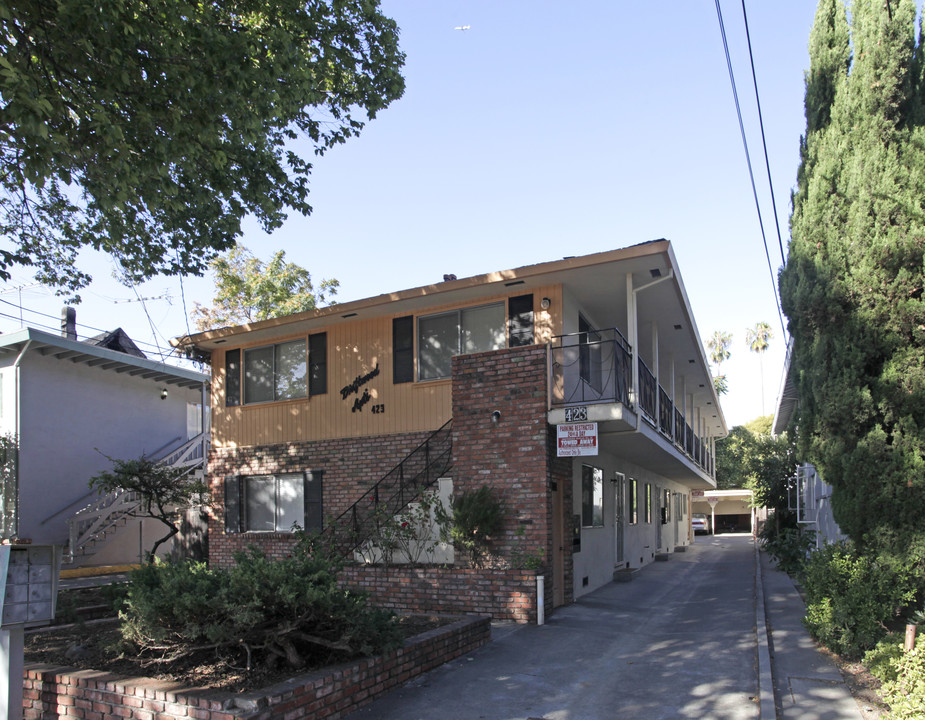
[
  {"xmin": 739, "ymin": 0, "xmax": 787, "ymax": 268},
  {"xmin": 713, "ymin": 0, "xmax": 788, "ymax": 343},
  {"xmin": 0, "ymin": 297, "xmax": 189, "ymax": 364}
]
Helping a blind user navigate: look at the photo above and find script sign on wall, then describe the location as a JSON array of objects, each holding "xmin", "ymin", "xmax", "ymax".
[{"xmin": 556, "ymin": 422, "xmax": 599, "ymax": 457}]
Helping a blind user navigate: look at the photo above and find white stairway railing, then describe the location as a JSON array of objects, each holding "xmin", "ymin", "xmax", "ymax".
[{"xmin": 65, "ymin": 433, "xmax": 208, "ymax": 563}]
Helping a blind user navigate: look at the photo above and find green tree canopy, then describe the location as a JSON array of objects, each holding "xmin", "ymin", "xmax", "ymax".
[
  {"xmin": 780, "ymin": 0, "xmax": 925, "ymax": 555},
  {"xmin": 714, "ymin": 416, "xmax": 796, "ymax": 517},
  {"xmin": 190, "ymin": 245, "xmax": 337, "ymax": 331},
  {"xmin": 0, "ymin": 0, "xmax": 404, "ymax": 298}
]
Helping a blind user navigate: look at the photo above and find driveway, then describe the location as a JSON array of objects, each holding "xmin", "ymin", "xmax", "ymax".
[{"xmin": 346, "ymin": 535, "xmax": 759, "ymax": 720}]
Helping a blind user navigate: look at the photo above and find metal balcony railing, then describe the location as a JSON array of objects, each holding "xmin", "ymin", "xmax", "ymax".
[
  {"xmin": 549, "ymin": 326, "xmax": 715, "ymax": 478},
  {"xmin": 549, "ymin": 328, "xmax": 631, "ymax": 407}
]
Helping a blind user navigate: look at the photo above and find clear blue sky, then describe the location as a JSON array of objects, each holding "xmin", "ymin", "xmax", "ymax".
[{"xmin": 0, "ymin": 1, "xmax": 820, "ymax": 428}]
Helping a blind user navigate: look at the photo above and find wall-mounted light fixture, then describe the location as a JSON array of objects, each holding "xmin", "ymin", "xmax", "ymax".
[
  {"xmin": 491, "ymin": 410, "xmax": 502, "ymax": 423},
  {"xmin": 161, "ymin": 388, "xmax": 168, "ymax": 400},
  {"xmin": 540, "ymin": 297, "xmax": 551, "ymax": 309}
]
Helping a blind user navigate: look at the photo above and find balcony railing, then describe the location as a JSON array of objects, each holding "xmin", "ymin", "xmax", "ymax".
[
  {"xmin": 550, "ymin": 328, "xmax": 631, "ymax": 407},
  {"xmin": 549, "ymin": 326, "xmax": 714, "ymax": 478}
]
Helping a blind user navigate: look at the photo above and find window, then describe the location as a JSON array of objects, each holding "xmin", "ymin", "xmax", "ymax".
[
  {"xmin": 224, "ymin": 471, "xmax": 322, "ymax": 533},
  {"xmin": 226, "ymin": 340, "xmax": 311, "ymax": 406},
  {"xmin": 644, "ymin": 483, "xmax": 652, "ymax": 524},
  {"xmin": 418, "ymin": 303, "xmax": 506, "ymax": 380},
  {"xmin": 508, "ymin": 294, "xmax": 534, "ymax": 347},
  {"xmin": 662, "ymin": 489, "xmax": 671, "ymax": 524},
  {"xmin": 393, "ymin": 315, "xmax": 414, "ymax": 384},
  {"xmin": 629, "ymin": 478, "xmax": 638, "ymax": 524},
  {"xmin": 308, "ymin": 333, "xmax": 327, "ymax": 396},
  {"xmin": 581, "ymin": 465, "xmax": 604, "ymax": 527}
]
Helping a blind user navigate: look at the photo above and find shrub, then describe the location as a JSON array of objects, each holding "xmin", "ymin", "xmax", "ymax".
[
  {"xmin": 802, "ymin": 542, "xmax": 916, "ymax": 660},
  {"xmin": 118, "ymin": 546, "xmax": 402, "ymax": 672},
  {"xmin": 450, "ymin": 485, "xmax": 505, "ymax": 567},
  {"xmin": 762, "ymin": 526, "xmax": 815, "ymax": 575},
  {"xmin": 866, "ymin": 634, "xmax": 925, "ymax": 719}
]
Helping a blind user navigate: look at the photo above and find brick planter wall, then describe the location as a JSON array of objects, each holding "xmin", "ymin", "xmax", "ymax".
[
  {"xmin": 23, "ymin": 615, "xmax": 490, "ymax": 720},
  {"xmin": 341, "ymin": 566, "xmax": 542, "ymax": 623}
]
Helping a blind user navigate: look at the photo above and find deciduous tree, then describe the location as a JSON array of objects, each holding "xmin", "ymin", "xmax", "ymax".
[
  {"xmin": 0, "ymin": 0, "xmax": 404, "ymax": 298},
  {"xmin": 190, "ymin": 245, "xmax": 337, "ymax": 331}
]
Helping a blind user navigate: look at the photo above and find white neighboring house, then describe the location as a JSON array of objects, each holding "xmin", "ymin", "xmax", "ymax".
[
  {"xmin": 773, "ymin": 341, "xmax": 848, "ymax": 549},
  {"xmin": 0, "ymin": 315, "xmax": 210, "ymax": 568}
]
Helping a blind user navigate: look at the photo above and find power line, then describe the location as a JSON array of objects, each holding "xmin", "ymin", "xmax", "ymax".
[
  {"xmin": 739, "ymin": 0, "xmax": 787, "ymax": 269},
  {"xmin": 0, "ymin": 297, "xmax": 184, "ymax": 362},
  {"xmin": 713, "ymin": 0, "xmax": 788, "ymax": 343}
]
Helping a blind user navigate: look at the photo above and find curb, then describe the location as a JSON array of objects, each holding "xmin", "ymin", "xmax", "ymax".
[{"xmin": 755, "ymin": 541, "xmax": 777, "ymax": 719}]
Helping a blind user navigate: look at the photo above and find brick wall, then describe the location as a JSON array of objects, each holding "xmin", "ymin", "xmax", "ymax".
[
  {"xmin": 450, "ymin": 345, "xmax": 573, "ymax": 614},
  {"xmin": 341, "ymin": 566, "xmax": 542, "ymax": 623},
  {"xmin": 208, "ymin": 431, "xmax": 432, "ymax": 566},
  {"xmin": 208, "ymin": 344, "xmax": 573, "ymax": 619},
  {"xmin": 24, "ymin": 615, "xmax": 490, "ymax": 720}
]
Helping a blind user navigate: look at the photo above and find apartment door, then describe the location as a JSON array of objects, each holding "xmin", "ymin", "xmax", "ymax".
[{"xmin": 614, "ymin": 472, "xmax": 625, "ymax": 565}]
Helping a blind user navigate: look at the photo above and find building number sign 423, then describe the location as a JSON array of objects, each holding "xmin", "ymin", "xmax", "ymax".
[{"xmin": 564, "ymin": 406, "xmax": 588, "ymax": 422}]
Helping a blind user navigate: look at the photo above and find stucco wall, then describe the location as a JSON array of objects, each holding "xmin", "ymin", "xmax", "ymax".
[{"xmin": 13, "ymin": 352, "xmax": 203, "ymax": 545}]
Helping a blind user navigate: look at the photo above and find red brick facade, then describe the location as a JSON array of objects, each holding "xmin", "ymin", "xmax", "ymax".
[
  {"xmin": 207, "ymin": 432, "xmax": 432, "ymax": 566},
  {"xmin": 206, "ymin": 345, "xmax": 574, "ymax": 619}
]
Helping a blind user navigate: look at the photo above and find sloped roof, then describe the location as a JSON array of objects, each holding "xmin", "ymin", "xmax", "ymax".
[
  {"xmin": 85, "ymin": 328, "xmax": 147, "ymax": 359},
  {"xmin": 0, "ymin": 327, "xmax": 207, "ymax": 389}
]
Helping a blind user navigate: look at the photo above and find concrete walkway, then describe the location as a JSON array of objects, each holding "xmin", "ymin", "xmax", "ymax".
[
  {"xmin": 344, "ymin": 535, "xmax": 866, "ymax": 720},
  {"xmin": 760, "ymin": 549, "xmax": 865, "ymax": 719}
]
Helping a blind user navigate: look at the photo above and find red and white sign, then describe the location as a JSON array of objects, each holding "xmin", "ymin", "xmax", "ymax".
[
  {"xmin": 707, "ymin": 496, "xmax": 720, "ymax": 507},
  {"xmin": 691, "ymin": 490, "xmax": 705, "ymax": 498},
  {"xmin": 557, "ymin": 422, "xmax": 599, "ymax": 457}
]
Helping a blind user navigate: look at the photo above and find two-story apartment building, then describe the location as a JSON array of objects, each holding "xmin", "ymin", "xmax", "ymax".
[{"xmin": 176, "ymin": 240, "xmax": 726, "ymax": 621}]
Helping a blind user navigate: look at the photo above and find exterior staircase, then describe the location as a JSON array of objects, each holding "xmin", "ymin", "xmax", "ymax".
[
  {"xmin": 322, "ymin": 420, "xmax": 452, "ymax": 558},
  {"xmin": 63, "ymin": 432, "xmax": 209, "ymax": 565}
]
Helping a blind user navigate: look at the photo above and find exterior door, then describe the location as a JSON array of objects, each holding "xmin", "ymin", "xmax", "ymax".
[{"xmin": 614, "ymin": 473, "xmax": 625, "ymax": 564}]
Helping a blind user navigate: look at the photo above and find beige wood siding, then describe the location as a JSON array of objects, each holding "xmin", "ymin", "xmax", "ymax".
[{"xmin": 211, "ymin": 285, "xmax": 562, "ymax": 448}]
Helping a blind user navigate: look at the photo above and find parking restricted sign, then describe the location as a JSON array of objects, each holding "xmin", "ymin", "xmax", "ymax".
[{"xmin": 556, "ymin": 422, "xmax": 599, "ymax": 457}]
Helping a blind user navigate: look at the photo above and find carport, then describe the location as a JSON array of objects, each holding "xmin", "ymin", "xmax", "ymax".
[{"xmin": 691, "ymin": 489, "xmax": 758, "ymax": 534}]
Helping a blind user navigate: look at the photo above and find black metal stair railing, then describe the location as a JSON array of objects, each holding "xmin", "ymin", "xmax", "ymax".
[{"xmin": 322, "ymin": 420, "xmax": 452, "ymax": 558}]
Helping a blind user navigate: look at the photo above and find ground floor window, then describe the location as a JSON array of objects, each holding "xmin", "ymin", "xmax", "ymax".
[
  {"xmin": 581, "ymin": 465, "xmax": 604, "ymax": 527},
  {"xmin": 224, "ymin": 471, "xmax": 322, "ymax": 533},
  {"xmin": 644, "ymin": 483, "xmax": 652, "ymax": 523},
  {"xmin": 629, "ymin": 478, "xmax": 638, "ymax": 524}
]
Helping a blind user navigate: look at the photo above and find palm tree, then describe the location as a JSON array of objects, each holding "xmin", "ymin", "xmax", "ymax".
[
  {"xmin": 707, "ymin": 331, "xmax": 733, "ymax": 396},
  {"xmin": 745, "ymin": 322, "xmax": 774, "ymax": 414}
]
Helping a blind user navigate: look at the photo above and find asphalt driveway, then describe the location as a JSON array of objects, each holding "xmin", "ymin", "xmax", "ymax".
[{"xmin": 345, "ymin": 535, "xmax": 760, "ymax": 720}]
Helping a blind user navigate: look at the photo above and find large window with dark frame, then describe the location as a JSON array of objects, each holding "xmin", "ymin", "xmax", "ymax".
[
  {"xmin": 417, "ymin": 302, "xmax": 506, "ymax": 380},
  {"xmin": 644, "ymin": 483, "xmax": 652, "ymax": 524},
  {"xmin": 224, "ymin": 471, "xmax": 323, "ymax": 533},
  {"xmin": 224, "ymin": 335, "xmax": 327, "ymax": 406}
]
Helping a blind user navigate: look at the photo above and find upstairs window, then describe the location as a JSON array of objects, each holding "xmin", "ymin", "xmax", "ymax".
[
  {"xmin": 225, "ymin": 339, "xmax": 313, "ymax": 406},
  {"xmin": 417, "ymin": 302, "xmax": 505, "ymax": 380}
]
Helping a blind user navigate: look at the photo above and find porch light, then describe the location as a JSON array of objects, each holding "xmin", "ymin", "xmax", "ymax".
[
  {"xmin": 541, "ymin": 297, "xmax": 551, "ymax": 309},
  {"xmin": 161, "ymin": 388, "xmax": 168, "ymax": 400}
]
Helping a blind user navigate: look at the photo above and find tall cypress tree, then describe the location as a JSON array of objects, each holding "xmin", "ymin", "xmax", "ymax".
[{"xmin": 780, "ymin": 0, "xmax": 925, "ymax": 559}]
